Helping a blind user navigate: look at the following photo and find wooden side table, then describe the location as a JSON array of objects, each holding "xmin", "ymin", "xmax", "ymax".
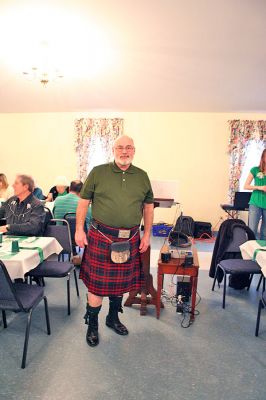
[
  {"xmin": 124, "ymin": 246, "xmax": 164, "ymax": 315},
  {"xmin": 157, "ymin": 246, "xmax": 199, "ymax": 321},
  {"xmin": 124, "ymin": 198, "xmax": 175, "ymax": 315}
]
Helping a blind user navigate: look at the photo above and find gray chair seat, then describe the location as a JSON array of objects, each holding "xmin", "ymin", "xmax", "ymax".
[
  {"xmin": 28, "ymin": 261, "xmax": 74, "ymax": 278},
  {"xmin": 1, "ymin": 284, "xmax": 45, "ymax": 312},
  {"xmin": 12, "ymin": 283, "xmax": 45, "ymax": 312},
  {"xmin": 219, "ymin": 259, "xmax": 261, "ymax": 274},
  {"xmin": 0, "ymin": 260, "xmax": 51, "ymax": 368}
]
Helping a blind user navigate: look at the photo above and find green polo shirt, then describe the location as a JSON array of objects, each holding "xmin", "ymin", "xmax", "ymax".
[
  {"xmin": 80, "ymin": 162, "xmax": 154, "ymax": 228},
  {"xmin": 54, "ymin": 193, "xmax": 92, "ymax": 227},
  {"xmin": 249, "ymin": 166, "xmax": 266, "ymax": 209}
]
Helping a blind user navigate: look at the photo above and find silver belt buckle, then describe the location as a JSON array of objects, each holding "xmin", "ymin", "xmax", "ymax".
[{"xmin": 118, "ymin": 229, "xmax": 130, "ymax": 239}]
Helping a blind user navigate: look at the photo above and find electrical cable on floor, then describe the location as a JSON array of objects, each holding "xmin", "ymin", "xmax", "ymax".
[{"xmin": 161, "ymin": 289, "xmax": 201, "ymax": 328}]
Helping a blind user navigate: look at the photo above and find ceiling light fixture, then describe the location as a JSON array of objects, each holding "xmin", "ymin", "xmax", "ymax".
[
  {"xmin": 22, "ymin": 66, "xmax": 63, "ymax": 87},
  {"xmin": 22, "ymin": 40, "xmax": 63, "ymax": 87}
]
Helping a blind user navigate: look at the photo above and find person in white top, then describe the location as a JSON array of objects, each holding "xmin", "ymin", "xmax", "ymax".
[{"xmin": 0, "ymin": 173, "xmax": 13, "ymax": 201}]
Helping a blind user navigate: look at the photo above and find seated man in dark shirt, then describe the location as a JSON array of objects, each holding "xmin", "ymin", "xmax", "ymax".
[{"xmin": 0, "ymin": 174, "xmax": 46, "ymax": 236}]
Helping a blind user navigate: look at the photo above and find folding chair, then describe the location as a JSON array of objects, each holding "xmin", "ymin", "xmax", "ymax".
[
  {"xmin": 64, "ymin": 212, "xmax": 88, "ymax": 265},
  {"xmin": 28, "ymin": 219, "xmax": 79, "ymax": 315},
  {"xmin": 0, "ymin": 260, "xmax": 51, "ymax": 369},
  {"xmin": 212, "ymin": 226, "xmax": 264, "ymax": 308}
]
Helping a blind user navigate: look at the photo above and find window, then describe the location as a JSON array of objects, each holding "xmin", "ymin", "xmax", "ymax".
[
  {"xmin": 87, "ymin": 136, "xmax": 109, "ymax": 173},
  {"xmin": 239, "ymin": 140, "xmax": 265, "ymax": 191}
]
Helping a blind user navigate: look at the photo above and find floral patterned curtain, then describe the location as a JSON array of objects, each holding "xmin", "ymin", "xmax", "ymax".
[
  {"xmin": 74, "ymin": 118, "xmax": 124, "ymax": 182},
  {"xmin": 228, "ymin": 120, "xmax": 266, "ymax": 202}
]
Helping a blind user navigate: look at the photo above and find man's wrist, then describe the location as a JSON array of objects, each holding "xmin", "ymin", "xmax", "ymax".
[{"xmin": 143, "ymin": 231, "xmax": 151, "ymax": 237}]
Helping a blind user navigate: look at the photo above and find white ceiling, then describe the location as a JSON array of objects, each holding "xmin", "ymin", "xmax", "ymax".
[{"xmin": 0, "ymin": 0, "xmax": 266, "ymax": 113}]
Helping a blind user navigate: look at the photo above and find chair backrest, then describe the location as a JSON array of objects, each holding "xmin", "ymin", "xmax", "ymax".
[
  {"xmin": 64, "ymin": 213, "xmax": 77, "ymax": 248},
  {"xmin": 226, "ymin": 226, "xmax": 248, "ymax": 253},
  {"xmin": 233, "ymin": 192, "xmax": 252, "ymax": 210},
  {"xmin": 43, "ymin": 207, "xmax": 54, "ymax": 233},
  {"xmin": 43, "ymin": 219, "xmax": 73, "ymax": 257},
  {"xmin": 0, "ymin": 260, "xmax": 23, "ymax": 311},
  {"xmin": 64, "ymin": 213, "xmax": 88, "ymax": 248}
]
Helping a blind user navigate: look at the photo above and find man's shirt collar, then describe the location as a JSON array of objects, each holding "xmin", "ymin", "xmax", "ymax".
[
  {"xmin": 110, "ymin": 162, "xmax": 135, "ymax": 174},
  {"xmin": 15, "ymin": 193, "xmax": 33, "ymax": 205}
]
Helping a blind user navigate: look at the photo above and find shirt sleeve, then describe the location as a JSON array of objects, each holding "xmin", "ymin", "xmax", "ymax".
[
  {"xmin": 143, "ymin": 173, "xmax": 154, "ymax": 204},
  {"xmin": 80, "ymin": 169, "xmax": 96, "ymax": 200},
  {"xmin": 250, "ymin": 166, "xmax": 258, "ymax": 178}
]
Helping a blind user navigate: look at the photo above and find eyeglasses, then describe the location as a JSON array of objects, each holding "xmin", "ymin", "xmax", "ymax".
[{"xmin": 115, "ymin": 146, "xmax": 135, "ymax": 152}]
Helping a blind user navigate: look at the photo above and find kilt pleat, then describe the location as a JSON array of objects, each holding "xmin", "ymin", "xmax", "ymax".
[{"xmin": 79, "ymin": 224, "xmax": 144, "ymax": 296}]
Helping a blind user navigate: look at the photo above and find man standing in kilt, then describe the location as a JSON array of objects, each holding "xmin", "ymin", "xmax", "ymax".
[{"xmin": 75, "ymin": 135, "xmax": 154, "ymax": 347}]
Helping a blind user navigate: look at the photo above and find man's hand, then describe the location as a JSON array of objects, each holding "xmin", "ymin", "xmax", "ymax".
[
  {"xmin": 75, "ymin": 198, "xmax": 90, "ymax": 248},
  {"xmin": 0, "ymin": 225, "xmax": 8, "ymax": 233},
  {"xmin": 75, "ymin": 230, "xmax": 88, "ymax": 248},
  {"xmin": 139, "ymin": 234, "xmax": 150, "ymax": 253}
]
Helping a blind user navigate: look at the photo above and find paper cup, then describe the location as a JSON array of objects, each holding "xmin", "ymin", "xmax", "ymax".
[{"xmin": 11, "ymin": 240, "xmax": 19, "ymax": 253}]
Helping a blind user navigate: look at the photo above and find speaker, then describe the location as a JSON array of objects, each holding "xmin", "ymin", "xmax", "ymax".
[
  {"xmin": 176, "ymin": 281, "xmax": 191, "ymax": 303},
  {"xmin": 168, "ymin": 230, "xmax": 192, "ymax": 248}
]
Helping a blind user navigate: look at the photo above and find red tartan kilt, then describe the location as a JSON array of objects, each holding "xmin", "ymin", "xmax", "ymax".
[{"xmin": 79, "ymin": 224, "xmax": 144, "ymax": 296}]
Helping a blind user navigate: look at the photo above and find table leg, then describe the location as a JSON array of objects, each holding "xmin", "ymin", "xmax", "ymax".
[
  {"xmin": 157, "ymin": 272, "xmax": 163, "ymax": 319},
  {"xmin": 140, "ymin": 291, "xmax": 147, "ymax": 315},
  {"xmin": 190, "ymin": 276, "xmax": 198, "ymax": 321}
]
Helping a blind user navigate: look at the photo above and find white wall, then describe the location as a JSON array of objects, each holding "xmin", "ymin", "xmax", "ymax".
[{"xmin": 1, "ymin": 111, "xmax": 265, "ymax": 226}]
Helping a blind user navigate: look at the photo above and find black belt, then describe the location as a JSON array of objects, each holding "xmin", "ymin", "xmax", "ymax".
[{"xmin": 91, "ymin": 220, "xmax": 139, "ymax": 238}]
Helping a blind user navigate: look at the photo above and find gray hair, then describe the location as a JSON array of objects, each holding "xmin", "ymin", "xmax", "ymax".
[
  {"xmin": 17, "ymin": 174, "xmax": 35, "ymax": 193},
  {"xmin": 113, "ymin": 135, "xmax": 135, "ymax": 148}
]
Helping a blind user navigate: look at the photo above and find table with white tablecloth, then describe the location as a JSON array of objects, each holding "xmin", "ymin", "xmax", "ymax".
[
  {"xmin": 0, "ymin": 236, "xmax": 63, "ymax": 280},
  {"xmin": 240, "ymin": 240, "xmax": 266, "ymax": 277}
]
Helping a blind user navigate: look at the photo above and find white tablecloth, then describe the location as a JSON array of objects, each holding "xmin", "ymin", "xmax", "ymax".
[
  {"xmin": 0, "ymin": 236, "xmax": 63, "ymax": 280},
  {"xmin": 240, "ymin": 240, "xmax": 266, "ymax": 277}
]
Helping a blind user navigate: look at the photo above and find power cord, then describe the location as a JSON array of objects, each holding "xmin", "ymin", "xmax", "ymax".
[{"xmin": 161, "ymin": 289, "xmax": 201, "ymax": 328}]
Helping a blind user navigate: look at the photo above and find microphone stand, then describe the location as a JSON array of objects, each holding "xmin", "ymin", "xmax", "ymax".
[{"xmin": 177, "ymin": 211, "xmax": 183, "ymax": 247}]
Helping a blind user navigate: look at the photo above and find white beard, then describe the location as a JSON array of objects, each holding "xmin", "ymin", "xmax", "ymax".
[{"xmin": 115, "ymin": 156, "xmax": 132, "ymax": 166}]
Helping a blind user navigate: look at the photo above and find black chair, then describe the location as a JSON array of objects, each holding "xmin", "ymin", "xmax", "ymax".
[
  {"xmin": 64, "ymin": 212, "xmax": 88, "ymax": 256},
  {"xmin": 0, "ymin": 260, "xmax": 51, "ymax": 369},
  {"xmin": 212, "ymin": 226, "xmax": 264, "ymax": 308},
  {"xmin": 255, "ymin": 291, "xmax": 266, "ymax": 337},
  {"xmin": 28, "ymin": 219, "xmax": 80, "ymax": 315},
  {"xmin": 43, "ymin": 207, "xmax": 54, "ymax": 235},
  {"xmin": 64, "ymin": 213, "xmax": 79, "ymax": 256}
]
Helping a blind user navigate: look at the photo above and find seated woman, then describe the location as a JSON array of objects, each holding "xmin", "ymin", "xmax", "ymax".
[
  {"xmin": 0, "ymin": 173, "xmax": 14, "ymax": 201},
  {"xmin": 46, "ymin": 176, "xmax": 69, "ymax": 202}
]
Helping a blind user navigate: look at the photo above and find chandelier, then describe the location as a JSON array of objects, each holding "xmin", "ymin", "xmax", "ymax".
[
  {"xmin": 23, "ymin": 66, "xmax": 63, "ymax": 87},
  {"xmin": 22, "ymin": 41, "xmax": 64, "ymax": 87}
]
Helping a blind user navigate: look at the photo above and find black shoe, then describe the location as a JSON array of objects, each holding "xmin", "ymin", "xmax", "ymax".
[
  {"xmin": 86, "ymin": 326, "xmax": 99, "ymax": 347},
  {"xmin": 84, "ymin": 304, "xmax": 102, "ymax": 347},
  {"xmin": 106, "ymin": 314, "xmax": 129, "ymax": 335},
  {"xmin": 106, "ymin": 296, "xmax": 129, "ymax": 335}
]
